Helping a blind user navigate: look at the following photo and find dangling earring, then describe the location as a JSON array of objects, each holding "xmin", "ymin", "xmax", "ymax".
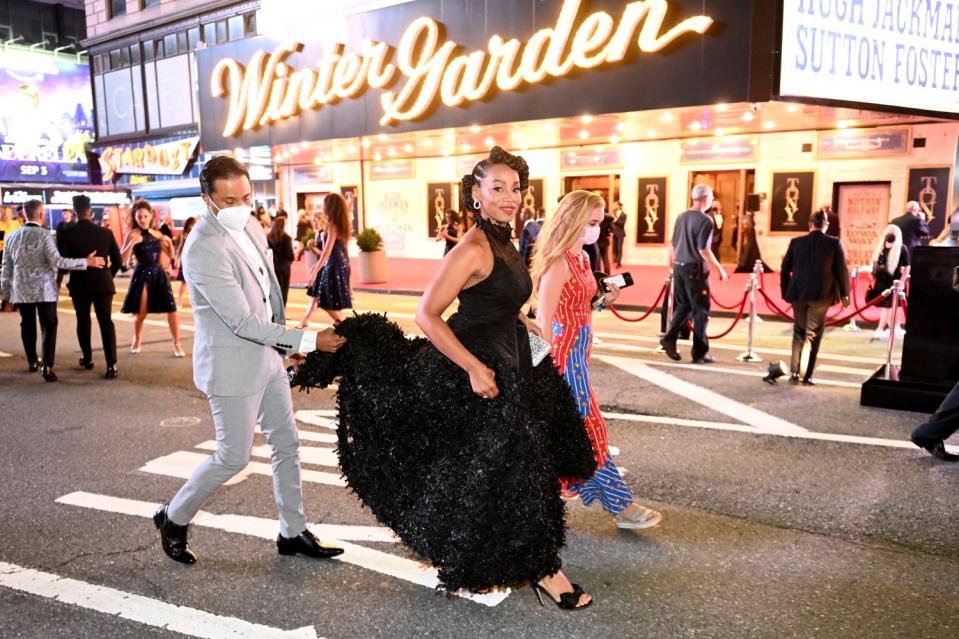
[{"xmin": 472, "ymin": 199, "xmax": 480, "ymax": 210}]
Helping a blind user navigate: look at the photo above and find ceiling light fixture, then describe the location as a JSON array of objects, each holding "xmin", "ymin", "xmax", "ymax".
[
  {"xmin": 690, "ymin": 121, "xmax": 702, "ymax": 131},
  {"xmin": 742, "ymin": 112, "xmax": 755, "ymax": 122},
  {"xmin": 373, "ymin": 151, "xmax": 382, "ymax": 161},
  {"xmin": 580, "ymin": 114, "xmax": 594, "ymax": 124},
  {"xmin": 484, "ymin": 136, "xmax": 494, "ymax": 146},
  {"xmin": 786, "ymin": 103, "xmax": 801, "ymax": 112},
  {"xmin": 647, "ymin": 129, "xmax": 657, "ymax": 138},
  {"xmin": 660, "ymin": 112, "xmax": 674, "ymax": 123},
  {"xmin": 715, "ymin": 103, "xmax": 729, "ymax": 111},
  {"xmin": 361, "ymin": 139, "xmax": 371, "ymax": 148},
  {"xmin": 470, "ymin": 125, "xmax": 481, "ymax": 133},
  {"xmin": 763, "ymin": 121, "xmax": 776, "ymax": 130},
  {"xmin": 403, "ymin": 144, "xmax": 413, "ymax": 153},
  {"xmin": 610, "ymin": 134, "xmax": 620, "ymax": 144},
  {"xmin": 579, "ymin": 130, "xmax": 590, "ymax": 139}
]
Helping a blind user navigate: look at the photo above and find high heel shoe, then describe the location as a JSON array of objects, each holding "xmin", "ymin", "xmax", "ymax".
[
  {"xmin": 130, "ymin": 342, "xmax": 141, "ymax": 354},
  {"xmin": 532, "ymin": 582, "xmax": 592, "ymax": 610},
  {"xmin": 173, "ymin": 343, "xmax": 185, "ymax": 358}
]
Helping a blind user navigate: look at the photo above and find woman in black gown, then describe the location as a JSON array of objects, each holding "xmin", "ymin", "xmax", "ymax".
[
  {"xmin": 120, "ymin": 199, "xmax": 183, "ymax": 357},
  {"xmin": 294, "ymin": 147, "xmax": 596, "ymax": 608}
]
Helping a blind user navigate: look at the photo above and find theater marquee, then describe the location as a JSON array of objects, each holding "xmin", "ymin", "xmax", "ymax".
[{"xmin": 196, "ymin": 0, "xmax": 749, "ymax": 149}]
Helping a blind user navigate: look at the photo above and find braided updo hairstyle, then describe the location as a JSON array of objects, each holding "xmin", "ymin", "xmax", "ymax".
[{"xmin": 460, "ymin": 146, "xmax": 530, "ymax": 213}]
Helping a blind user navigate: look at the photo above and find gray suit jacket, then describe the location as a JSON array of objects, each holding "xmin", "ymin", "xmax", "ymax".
[
  {"xmin": 1, "ymin": 223, "xmax": 87, "ymax": 304},
  {"xmin": 183, "ymin": 210, "xmax": 307, "ymax": 397}
]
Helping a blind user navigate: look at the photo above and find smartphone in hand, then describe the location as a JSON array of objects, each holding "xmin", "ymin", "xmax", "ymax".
[{"xmin": 601, "ymin": 272, "xmax": 634, "ymax": 292}]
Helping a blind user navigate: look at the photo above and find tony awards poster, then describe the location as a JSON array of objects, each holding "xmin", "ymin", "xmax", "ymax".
[
  {"xmin": 907, "ymin": 167, "xmax": 951, "ymax": 238},
  {"xmin": 340, "ymin": 186, "xmax": 360, "ymax": 236},
  {"xmin": 770, "ymin": 172, "xmax": 815, "ymax": 233},
  {"xmin": 636, "ymin": 177, "xmax": 667, "ymax": 245},
  {"xmin": 427, "ymin": 183, "xmax": 454, "ymax": 238}
]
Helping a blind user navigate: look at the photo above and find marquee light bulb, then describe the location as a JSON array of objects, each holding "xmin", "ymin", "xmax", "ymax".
[
  {"xmin": 484, "ymin": 136, "xmax": 494, "ymax": 146},
  {"xmin": 470, "ymin": 125, "xmax": 481, "ymax": 133},
  {"xmin": 373, "ymin": 151, "xmax": 382, "ymax": 160},
  {"xmin": 660, "ymin": 112, "xmax": 674, "ymax": 123},
  {"xmin": 689, "ymin": 121, "xmax": 702, "ymax": 131},
  {"xmin": 742, "ymin": 111, "xmax": 754, "ymax": 122},
  {"xmin": 579, "ymin": 129, "xmax": 589, "ymax": 139},
  {"xmin": 647, "ymin": 129, "xmax": 657, "ymax": 138},
  {"xmin": 580, "ymin": 114, "xmax": 593, "ymax": 124},
  {"xmin": 763, "ymin": 121, "xmax": 775, "ymax": 130},
  {"xmin": 361, "ymin": 139, "xmax": 371, "ymax": 148},
  {"xmin": 403, "ymin": 144, "xmax": 413, "ymax": 152}
]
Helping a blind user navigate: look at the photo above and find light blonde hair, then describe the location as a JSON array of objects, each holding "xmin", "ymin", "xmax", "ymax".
[
  {"xmin": 872, "ymin": 224, "xmax": 903, "ymax": 276},
  {"xmin": 530, "ymin": 190, "xmax": 605, "ymax": 286}
]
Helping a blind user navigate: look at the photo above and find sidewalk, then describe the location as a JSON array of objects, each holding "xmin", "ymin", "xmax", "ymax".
[{"xmin": 290, "ymin": 257, "xmax": 881, "ymax": 322}]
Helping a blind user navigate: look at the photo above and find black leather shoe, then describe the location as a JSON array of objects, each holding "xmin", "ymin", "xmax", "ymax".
[
  {"xmin": 40, "ymin": 365, "xmax": 57, "ymax": 382},
  {"xmin": 789, "ymin": 374, "xmax": 800, "ymax": 384},
  {"xmin": 153, "ymin": 505, "xmax": 197, "ymax": 564},
  {"xmin": 104, "ymin": 365, "xmax": 118, "ymax": 379},
  {"xmin": 801, "ymin": 378, "xmax": 816, "ymax": 386},
  {"xmin": 660, "ymin": 339, "xmax": 681, "ymax": 361},
  {"xmin": 28, "ymin": 361, "xmax": 40, "ymax": 373},
  {"xmin": 911, "ymin": 436, "xmax": 959, "ymax": 462},
  {"xmin": 79, "ymin": 358, "xmax": 94, "ymax": 370},
  {"xmin": 693, "ymin": 354, "xmax": 716, "ymax": 364},
  {"xmin": 277, "ymin": 529, "xmax": 344, "ymax": 559}
]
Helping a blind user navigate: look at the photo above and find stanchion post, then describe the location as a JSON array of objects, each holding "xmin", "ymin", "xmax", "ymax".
[
  {"xmin": 843, "ymin": 266, "xmax": 861, "ymax": 332},
  {"xmin": 658, "ymin": 273, "xmax": 673, "ymax": 341},
  {"xmin": 884, "ymin": 280, "xmax": 902, "ymax": 381},
  {"xmin": 736, "ymin": 266, "xmax": 762, "ymax": 363},
  {"xmin": 751, "ymin": 260, "xmax": 765, "ymax": 324}
]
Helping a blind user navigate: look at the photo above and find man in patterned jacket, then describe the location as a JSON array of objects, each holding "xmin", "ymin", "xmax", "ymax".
[{"xmin": 1, "ymin": 199, "xmax": 105, "ymax": 382}]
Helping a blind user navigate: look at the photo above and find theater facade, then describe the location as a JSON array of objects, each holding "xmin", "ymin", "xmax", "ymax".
[{"xmin": 193, "ymin": 0, "xmax": 959, "ymax": 268}]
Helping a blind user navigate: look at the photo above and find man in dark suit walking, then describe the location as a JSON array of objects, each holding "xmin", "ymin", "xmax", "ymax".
[
  {"xmin": 890, "ymin": 201, "xmax": 930, "ymax": 254},
  {"xmin": 58, "ymin": 195, "xmax": 122, "ymax": 378},
  {"xmin": 780, "ymin": 210, "xmax": 851, "ymax": 385}
]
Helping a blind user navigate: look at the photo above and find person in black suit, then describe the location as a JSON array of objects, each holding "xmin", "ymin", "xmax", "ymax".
[
  {"xmin": 780, "ymin": 210, "xmax": 851, "ymax": 385},
  {"xmin": 57, "ymin": 194, "xmax": 122, "ymax": 378},
  {"xmin": 890, "ymin": 201, "xmax": 930, "ymax": 254},
  {"xmin": 910, "ymin": 383, "xmax": 959, "ymax": 462},
  {"xmin": 266, "ymin": 217, "xmax": 295, "ymax": 306}
]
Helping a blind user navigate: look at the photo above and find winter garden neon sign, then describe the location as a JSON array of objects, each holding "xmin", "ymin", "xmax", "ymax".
[{"xmin": 210, "ymin": 0, "xmax": 713, "ymax": 135}]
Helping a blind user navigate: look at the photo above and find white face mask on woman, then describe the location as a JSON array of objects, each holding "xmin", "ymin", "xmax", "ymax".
[
  {"xmin": 581, "ymin": 226, "xmax": 601, "ymax": 245},
  {"xmin": 208, "ymin": 199, "xmax": 251, "ymax": 232}
]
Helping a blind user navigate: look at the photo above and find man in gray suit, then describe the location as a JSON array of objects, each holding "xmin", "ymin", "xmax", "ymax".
[
  {"xmin": 1, "ymin": 199, "xmax": 105, "ymax": 382},
  {"xmin": 154, "ymin": 156, "xmax": 346, "ymax": 565}
]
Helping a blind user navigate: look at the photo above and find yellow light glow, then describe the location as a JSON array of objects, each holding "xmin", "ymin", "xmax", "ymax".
[
  {"xmin": 689, "ymin": 121, "xmax": 701, "ymax": 131},
  {"xmin": 715, "ymin": 103, "xmax": 728, "ymax": 111},
  {"xmin": 610, "ymin": 134, "xmax": 620, "ymax": 144},
  {"xmin": 715, "ymin": 127, "xmax": 726, "ymax": 136},
  {"xmin": 470, "ymin": 125, "xmax": 481, "ymax": 133},
  {"xmin": 388, "ymin": 148, "xmax": 396, "ymax": 156},
  {"xmin": 403, "ymin": 144, "xmax": 413, "ymax": 152},
  {"xmin": 423, "ymin": 139, "xmax": 432, "ymax": 147},
  {"xmin": 647, "ymin": 129, "xmax": 657, "ymax": 137},
  {"xmin": 462, "ymin": 143, "xmax": 471, "ymax": 151},
  {"xmin": 213, "ymin": 0, "xmax": 715, "ymax": 135},
  {"xmin": 378, "ymin": 134, "xmax": 387, "ymax": 141},
  {"xmin": 361, "ymin": 139, "xmax": 371, "ymax": 148},
  {"xmin": 442, "ymin": 147, "xmax": 451, "ymax": 155},
  {"xmin": 616, "ymin": 122, "xmax": 625, "ymax": 132},
  {"xmin": 763, "ymin": 121, "xmax": 775, "ymax": 129},
  {"xmin": 313, "ymin": 157, "xmax": 323, "ymax": 165},
  {"xmin": 484, "ymin": 136, "xmax": 494, "ymax": 146},
  {"xmin": 786, "ymin": 103, "xmax": 800, "ymax": 112},
  {"xmin": 373, "ymin": 152, "xmax": 382, "ymax": 160},
  {"xmin": 347, "ymin": 145, "xmax": 357, "ymax": 153},
  {"xmin": 579, "ymin": 130, "xmax": 589, "ymax": 139},
  {"xmin": 660, "ymin": 112, "xmax": 673, "ymax": 123},
  {"xmin": 580, "ymin": 114, "xmax": 594, "ymax": 124},
  {"xmin": 837, "ymin": 120, "xmax": 851, "ymax": 129},
  {"xmin": 742, "ymin": 112, "xmax": 754, "ymax": 122}
]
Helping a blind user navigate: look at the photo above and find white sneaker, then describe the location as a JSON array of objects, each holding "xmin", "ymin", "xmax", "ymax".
[
  {"xmin": 895, "ymin": 326, "xmax": 906, "ymax": 338},
  {"xmin": 872, "ymin": 328, "xmax": 890, "ymax": 341}
]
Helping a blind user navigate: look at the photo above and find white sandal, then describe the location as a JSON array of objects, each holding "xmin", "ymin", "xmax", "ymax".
[{"xmin": 616, "ymin": 505, "xmax": 662, "ymax": 530}]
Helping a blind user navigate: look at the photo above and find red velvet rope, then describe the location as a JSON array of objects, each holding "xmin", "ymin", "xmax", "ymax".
[
  {"xmin": 709, "ymin": 290, "xmax": 742, "ymax": 310},
  {"xmin": 608, "ymin": 283, "xmax": 669, "ymax": 323},
  {"xmin": 757, "ymin": 286, "xmax": 893, "ymax": 325},
  {"xmin": 706, "ymin": 290, "xmax": 750, "ymax": 339}
]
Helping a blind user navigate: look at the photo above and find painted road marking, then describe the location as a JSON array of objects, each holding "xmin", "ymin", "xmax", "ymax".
[
  {"xmin": 195, "ymin": 441, "xmax": 339, "ymax": 468},
  {"xmin": 0, "ymin": 560, "xmax": 320, "ymax": 639},
  {"xmin": 597, "ymin": 355, "xmax": 807, "ymax": 435},
  {"xmin": 54, "ymin": 492, "xmax": 508, "ymax": 607},
  {"xmin": 140, "ymin": 451, "xmax": 346, "ymax": 487}
]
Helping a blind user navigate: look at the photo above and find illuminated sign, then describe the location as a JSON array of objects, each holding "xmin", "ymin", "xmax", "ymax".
[
  {"xmin": 98, "ymin": 137, "xmax": 200, "ymax": 182},
  {"xmin": 0, "ymin": 49, "xmax": 94, "ymax": 183},
  {"xmin": 780, "ymin": 0, "xmax": 959, "ymax": 115},
  {"xmin": 45, "ymin": 189, "xmax": 131, "ymax": 206},
  {"xmin": 210, "ymin": 0, "xmax": 713, "ymax": 135},
  {"xmin": 816, "ymin": 127, "xmax": 910, "ymax": 158}
]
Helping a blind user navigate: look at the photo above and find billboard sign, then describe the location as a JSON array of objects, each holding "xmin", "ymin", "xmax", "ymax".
[
  {"xmin": 780, "ymin": 0, "xmax": 959, "ymax": 115},
  {"xmin": 0, "ymin": 49, "xmax": 95, "ymax": 183}
]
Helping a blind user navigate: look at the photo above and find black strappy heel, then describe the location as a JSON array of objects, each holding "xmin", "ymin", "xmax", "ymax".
[{"xmin": 532, "ymin": 582, "xmax": 593, "ymax": 610}]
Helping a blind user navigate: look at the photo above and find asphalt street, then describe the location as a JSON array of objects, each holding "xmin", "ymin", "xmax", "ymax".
[{"xmin": 0, "ymin": 283, "xmax": 956, "ymax": 639}]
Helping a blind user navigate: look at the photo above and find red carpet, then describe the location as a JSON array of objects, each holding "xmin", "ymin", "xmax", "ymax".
[{"xmin": 290, "ymin": 258, "xmax": 882, "ymax": 323}]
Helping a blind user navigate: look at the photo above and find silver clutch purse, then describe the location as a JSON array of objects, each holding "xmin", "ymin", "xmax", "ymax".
[{"xmin": 528, "ymin": 331, "xmax": 551, "ymax": 367}]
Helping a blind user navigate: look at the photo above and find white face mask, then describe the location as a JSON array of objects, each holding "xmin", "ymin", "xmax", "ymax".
[
  {"xmin": 581, "ymin": 226, "xmax": 601, "ymax": 245},
  {"xmin": 208, "ymin": 199, "xmax": 251, "ymax": 232}
]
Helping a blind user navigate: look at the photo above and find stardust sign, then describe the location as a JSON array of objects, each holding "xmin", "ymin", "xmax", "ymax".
[
  {"xmin": 780, "ymin": 0, "xmax": 959, "ymax": 115},
  {"xmin": 208, "ymin": 0, "xmax": 713, "ymax": 137}
]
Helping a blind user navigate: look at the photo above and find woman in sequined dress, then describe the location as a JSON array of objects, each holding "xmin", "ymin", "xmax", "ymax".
[
  {"xmin": 298, "ymin": 193, "xmax": 352, "ymax": 328},
  {"xmin": 534, "ymin": 191, "xmax": 662, "ymax": 530},
  {"xmin": 120, "ymin": 199, "xmax": 183, "ymax": 357}
]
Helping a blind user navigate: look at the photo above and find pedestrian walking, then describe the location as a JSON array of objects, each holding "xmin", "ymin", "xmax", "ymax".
[
  {"xmin": 154, "ymin": 155, "xmax": 346, "ymax": 565},
  {"xmin": 533, "ymin": 190, "xmax": 662, "ymax": 530},
  {"xmin": 298, "ymin": 193, "xmax": 352, "ymax": 327},
  {"xmin": 0, "ymin": 199, "xmax": 105, "ymax": 382},
  {"xmin": 57, "ymin": 194, "xmax": 122, "ymax": 379},
  {"xmin": 911, "ymin": 380, "xmax": 959, "ymax": 462},
  {"xmin": 779, "ymin": 210, "xmax": 851, "ymax": 385},
  {"xmin": 174, "ymin": 217, "xmax": 196, "ymax": 308},
  {"xmin": 120, "ymin": 199, "xmax": 184, "ymax": 357},
  {"xmin": 267, "ymin": 216, "xmax": 295, "ymax": 306},
  {"xmin": 660, "ymin": 183, "xmax": 729, "ymax": 363}
]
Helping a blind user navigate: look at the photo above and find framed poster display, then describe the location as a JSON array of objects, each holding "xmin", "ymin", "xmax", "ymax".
[
  {"xmin": 340, "ymin": 185, "xmax": 360, "ymax": 235},
  {"xmin": 836, "ymin": 182, "xmax": 891, "ymax": 267},
  {"xmin": 769, "ymin": 171, "xmax": 815, "ymax": 234},
  {"xmin": 635, "ymin": 177, "xmax": 668, "ymax": 245},
  {"xmin": 427, "ymin": 182, "xmax": 455, "ymax": 238},
  {"xmin": 906, "ymin": 166, "xmax": 952, "ymax": 239}
]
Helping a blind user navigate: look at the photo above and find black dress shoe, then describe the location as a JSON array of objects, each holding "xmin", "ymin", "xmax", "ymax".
[
  {"xmin": 660, "ymin": 339, "xmax": 681, "ymax": 361},
  {"xmin": 911, "ymin": 436, "xmax": 959, "ymax": 462},
  {"xmin": 693, "ymin": 354, "xmax": 716, "ymax": 364},
  {"xmin": 801, "ymin": 378, "xmax": 816, "ymax": 386},
  {"xmin": 104, "ymin": 365, "xmax": 118, "ymax": 379},
  {"xmin": 153, "ymin": 505, "xmax": 197, "ymax": 564},
  {"xmin": 789, "ymin": 374, "xmax": 800, "ymax": 384},
  {"xmin": 277, "ymin": 528, "xmax": 344, "ymax": 559},
  {"xmin": 79, "ymin": 358, "xmax": 95, "ymax": 370},
  {"xmin": 28, "ymin": 361, "xmax": 40, "ymax": 373},
  {"xmin": 40, "ymin": 366, "xmax": 57, "ymax": 382}
]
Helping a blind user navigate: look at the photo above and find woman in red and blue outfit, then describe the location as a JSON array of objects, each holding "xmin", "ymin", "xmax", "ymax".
[{"xmin": 533, "ymin": 190, "xmax": 662, "ymax": 530}]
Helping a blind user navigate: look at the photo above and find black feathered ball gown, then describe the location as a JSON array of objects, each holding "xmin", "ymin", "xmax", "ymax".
[{"xmin": 294, "ymin": 216, "xmax": 597, "ymax": 592}]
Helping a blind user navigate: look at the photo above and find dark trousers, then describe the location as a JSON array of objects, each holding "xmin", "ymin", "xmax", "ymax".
[
  {"xmin": 790, "ymin": 300, "xmax": 830, "ymax": 379},
  {"xmin": 18, "ymin": 302, "xmax": 58, "ymax": 367},
  {"xmin": 663, "ymin": 263, "xmax": 711, "ymax": 359},
  {"xmin": 912, "ymin": 381, "xmax": 959, "ymax": 444},
  {"xmin": 597, "ymin": 241, "xmax": 612, "ymax": 274},
  {"xmin": 585, "ymin": 242, "xmax": 600, "ymax": 272},
  {"xmin": 613, "ymin": 235, "xmax": 625, "ymax": 265},
  {"xmin": 274, "ymin": 265, "xmax": 291, "ymax": 306},
  {"xmin": 71, "ymin": 292, "xmax": 117, "ymax": 366}
]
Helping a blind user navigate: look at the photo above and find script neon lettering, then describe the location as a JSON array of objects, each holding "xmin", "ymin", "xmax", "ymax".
[{"xmin": 210, "ymin": 0, "xmax": 714, "ymax": 134}]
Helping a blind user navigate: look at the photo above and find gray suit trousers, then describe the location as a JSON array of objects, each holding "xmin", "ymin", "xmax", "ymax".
[{"xmin": 168, "ymin": 358, "xmax": 307, "ymax": 537}]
